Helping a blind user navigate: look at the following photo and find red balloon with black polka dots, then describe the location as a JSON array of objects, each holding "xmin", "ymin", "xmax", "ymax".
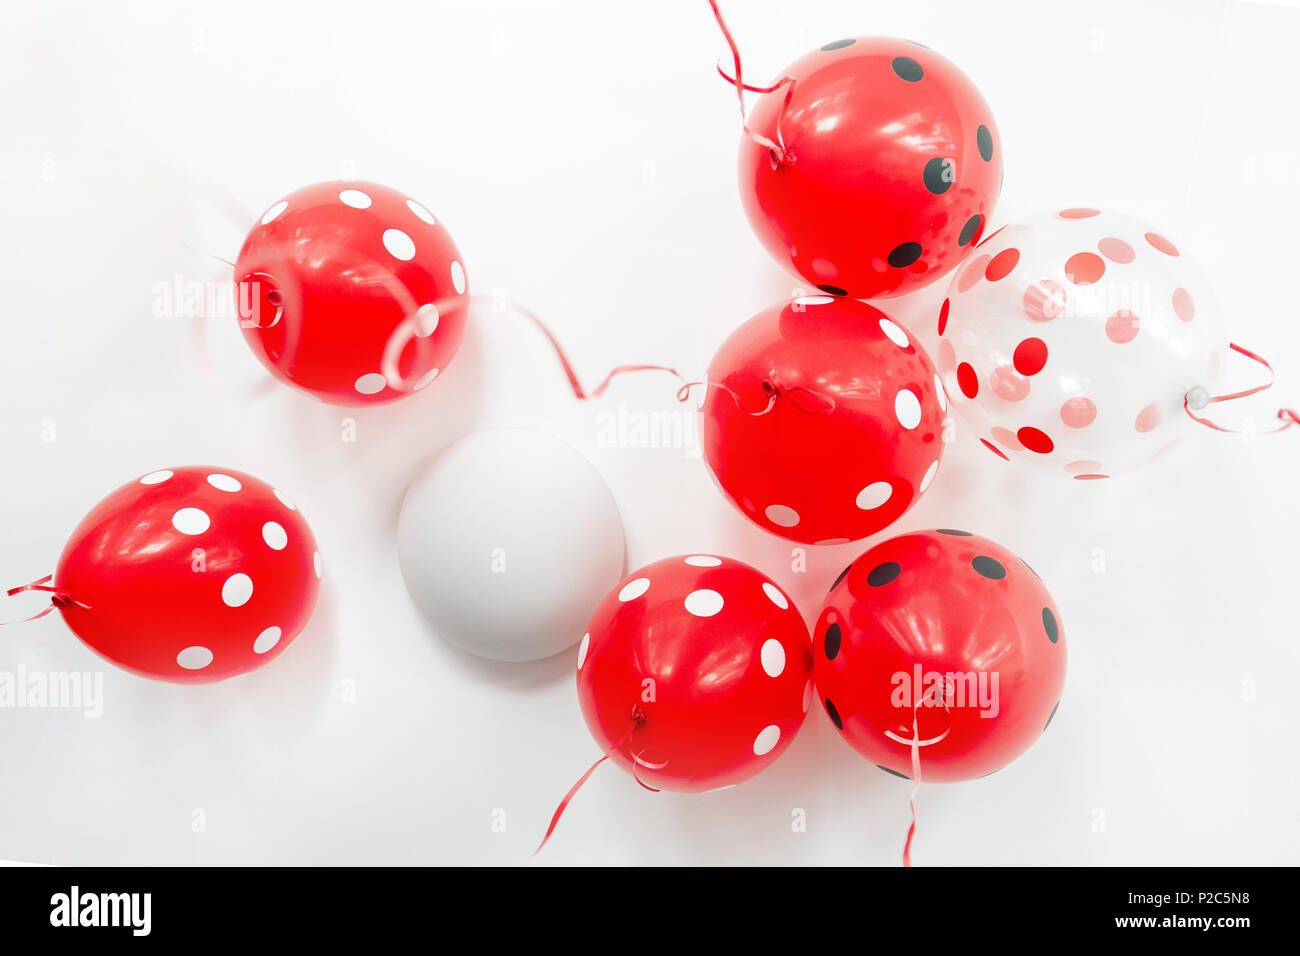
[
  {"xmin": 814, "ymin": 530, "xmax": 1065, "ymax": 782},
  {"xmin": 576, "ymin": 555, "xmax": 813, "ymax": 792},
  {"xmin": 738, "ymin": 37, "xmax": 1001, "ymax": 299},
  {"xmin": 43, "ymin": 466, "xmax": 322, "ymax": 683},
  {"xmin": 235, "ymin": 180, "xmax": 469, "ymax": 406},
  {"xmin": 700, "ymin": 296, "xmax": 947, "ymax": 545}
]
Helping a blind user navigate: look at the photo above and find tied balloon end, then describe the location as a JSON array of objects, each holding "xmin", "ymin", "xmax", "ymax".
[
  {"xmin": 706, "ymin": 0, "xmax": 796, "ymax": 168},
  {"xmin": 2, "ymin": 574, "xmax": 88, "ymax": 626},
  {"xmin": 1185, "ymin": 342, "xmax": 1298, "ymax": 435}
]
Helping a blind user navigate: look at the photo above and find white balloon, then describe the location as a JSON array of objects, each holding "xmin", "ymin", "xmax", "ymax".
[
  {"xmin": 938, "ymin": 207, "xmax": 1228, "ymax": 478},
  {"xmin": 397, "ymin": 429, "xmax": 625, "ymax": 662}
]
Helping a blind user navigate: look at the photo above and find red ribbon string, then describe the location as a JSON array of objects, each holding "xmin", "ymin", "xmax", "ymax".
[
  {"xmin": 706, "ymin": 0, "xmax": 796, "ymax": 166},
  {"xmin": 1185, "ymin": 342, "xmax": 1299, "ymax": 434},
  {"xmin": 902, "ymin": 706, "xmax": 923, "ymax": 868},
  {"xmin": 535, "ymin": 707, "xmax": 646, "ymax": 856},
  {"xmin": 2, "ymin": 574, "xmax": 87, "ymax": 626}
]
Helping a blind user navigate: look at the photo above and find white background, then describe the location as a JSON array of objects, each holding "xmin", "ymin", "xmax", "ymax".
[{"xmin": 1, "ymin": 0, "xmax": 1297, "ymax": 866}]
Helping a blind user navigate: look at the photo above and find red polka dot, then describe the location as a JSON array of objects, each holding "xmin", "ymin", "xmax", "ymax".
[
  {"xmin": 938, "ymin": 298, "xmax": 950, "ymax": 336},
  {"xmin": 1060, "ymin": 397, "xmax": 1097, "ymax": 428},
  {"xmin": 957, "ymin": 255, "xmax": 991, "ymax": 292},
  {"xmin": 985, "ymin": 248, "xmax": 1020, "ymax": 282},
  {"xmin": 1017, "ymin": 426, "xmax": 1055, "ymax": 454},
  {"xmin": 1135, "ymin": 402, "xmax": 1162, "ymax": 433},
  {"xmin": 1023, "ymin": 279, "xmax": 1066, "ymax": 322},
  {"xmin": 1059, "ymin": 208, "xmax": 1099, "ymax": 219},
  {"xmin": 1074, "ymin": 474, "xmax": 1109, "ymax": 480},
  {"xmin": 1097, "ymin": 237, "xmax": 1135, "ymax": 263},
  {"xmin": 1064, "ymin": 252, "xmax": 1105, "ymax": 285},
  {"xmin": 1105, "ymin": 309, "xmax": 1140, "ymax": 344},
  {"xmin": 1172, "ymin": 287, "xmax": 1195, "ymax": 322},
  {"xmin": 956, "ymin": 362, "xmax": 979, "ymax": 398},
  {"xmin": 991, "ymin": 426, "xmax": 1023, "ymax": 450},
  {"xmin": 992, "ymin": 365, "xmax": 1029, "ymax": 402},
  {"xmin": 1145, "ymin": 232, "xmax": 1179, "ymax": 256},
  {"xmin": 1013, "ymin": 337, "xmax": 1048, "ymax": 375},
  {"xmin": 981, "ymin": 438, "xmax": 1009, "ymax": 461},
  {"xmin": 1065, "ymin": 459, "xmax": 1101, "ymax": 475}
]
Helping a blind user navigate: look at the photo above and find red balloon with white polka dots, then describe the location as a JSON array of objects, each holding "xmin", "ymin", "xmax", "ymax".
[
  {"xmin": 700, "ymin": 296, "xmax": 947, "ymax": 545},
  {"xmin": 235, "ymin": 180, "xmax": 468, "ymax": 405},
  {"xmin": 737, "ymin": 37, "xmax": 1001, "ymax": 299},
  {"xmin": 45, "ymin": 467, "xmax": 321, "ymax": 682},
  {"xmin": 938, "ymin": 208, "xmax": 1227, "ymax": 478},
  {"xmin": 576, "ymin": 555, "xmax": 812, "ymax": 792},
  {"xmin": 815, "ymin": 530, "xmax": 1065, "ymax": 782}
]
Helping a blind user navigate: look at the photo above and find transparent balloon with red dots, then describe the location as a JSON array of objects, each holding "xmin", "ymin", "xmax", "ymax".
[{"xmin": 936, "ymin": 208, "xmax": 1228, "ymax": 479}]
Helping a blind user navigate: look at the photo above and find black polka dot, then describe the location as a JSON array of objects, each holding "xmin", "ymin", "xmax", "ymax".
[
  {"xmin": 821, "ymin": 38, "xmax": 855, "ymax": 51},
  {"xmin": 923, "ymin": 157, "xmax": 953, "ymax": 194},
  {"xmin": 888, "ymin": 242, "xmax": 922, "ymax": 268},
  {"xmin": 877, "ymin": 764, "xmax": 910, "ymax": 779},
  {"xmin": 867, "ymin": 562, "xmax": 900, "ymax": 587},
  {"xmin": 824, "ymin": 697, "xmax": 843, "ymax": 729},
  {"xmin": 892, "ymin": 56, "xmax": 923, "ymax": 82},
  {"xmin": 971, "ymin": 555, "xmax": 1006, "ymax": 580},
  {"xmin": 1042, "ymin": 607, "xmax": 1059, "ymax": 643},
  {"xmin": 817, "ymin": 283, "xmax": 847, "ymax": 296},
  {"xmin": 830, "ymin": 564, "xmax": 852, "ymax": 592},
  {"xmin": 1044, "ymin": 701, "xmax": 1059, "ymax": 732},
  {"xmin": 823, "ymin": 622, "xmax": 842, "ymax": 660},
  {"xmin": 977, "ymin": 125, "xmax": 993, "ymax": 161},
  {"xmin": 937, "ymin": 529, "xmax": 972, "ymax": 536},
  {"xmin": 958, "ymin": 214, "xmax": 982, "ymax": 246}
]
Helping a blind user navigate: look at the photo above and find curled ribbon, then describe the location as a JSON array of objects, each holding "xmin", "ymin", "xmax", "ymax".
[
  {"xmin": 707, "ymin": 0, "xmax": 796, "ymax": 166},
  {"xmin": 1184, "ymin": 342, "xmax": 1298, "ymax": 435},
  {"xmin": 2, "ymin": 574, "xmax": 89, "ymax": 626}
]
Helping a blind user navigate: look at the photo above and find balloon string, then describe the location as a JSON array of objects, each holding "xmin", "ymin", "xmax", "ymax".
[
  {"xmin": 706, "ymin": 0, "xmax": 796, "ymax": 165},
  {"xmin": 2, "ymin": 574, "xmax": 88, "ymax": 626},
  {"xmin": 1185, "ymin": 342, "xmax": 1299, "ymax": 434},
  {"xmin": 902, "ymin": 705, "xmax": 922, "ymax": 868},
  {"xmin": 534, "ymin": 706, "xmax": 646, "ymax": 856}
]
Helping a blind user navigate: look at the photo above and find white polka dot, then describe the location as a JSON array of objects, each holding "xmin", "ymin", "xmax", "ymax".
[
  {"xmin": 802, "ymin": 679, "xmax": 813, "ymax": 713},
  {"xmin": 260, "ymin": 200, "xmax": 287, "ymax": 225},
  {"xmin": 414, "ymin": 368, "xmax": 440, "ymax": 391},
  {"xmin": 684, "ymin": 589, "xmax": 724, "ymax": 617},
  {"xmin": 762, "ymin": 582, "xmax": 789, "ymax": 609},
  {"xmin": 139, "ymin": 470, "xmax": 172, "ymax": 485},
  {"xmin": 406, "ymin": 198, "xmax": 436, "ymax": 224},
  {"xmin": 382, "ymin": 228, "xmax": 416, "ymax": 261},
  {"xmin": 879, "ymin": 317, "xmax": 910, "ymax": 348},
  {"xmin": 313, "ymin": 550, "xmax": 321, "ymax": 578},
  {"xmin": 618, "ymin": 578, "xmax": 650, "ymax": 601},
  {"xmin": 577, "ymin": 632, "xmax": 590, "ymax": 669},
  {"xmin": 919, "ymin": 460, "xmax": 939, "ymax": 493},
  {"xmin": 274, "ymin": 488, "xmax": 296, "ymax": 511},
  {"xmin": 934, "ymin": 373, "xmax": 947, "ymax": 412},
  {"xmin": 765, "ymin": 504, "xmax": 800, "ymax": 527},
  {"xmin": 262, "ymin": 521, "xmax": 288, "ymax": 550},
  {"xmin": 753, "ymin": 725, "xmax": 781, "ymax": 756},
  {"xmin": 414, "ymin": 303, "xmax": 439, "ymax": 337},
  {"xmin": 794, "ymin": 295, "xmax": 835, "ymax": 306},
  {"xmin": 684, "ymin": 555, "xmax": 722, "ymax": 567},
  {"xmin": 856, "ymin": 482, "xmax": 892, "ymax": 510},
  {"xmin": 222, "ymin": 573, "xmax": 253, "ymax": 607},
  {"xmin": 176, "ymin": 646, "xmax": 213, "ymax": 670},
  {"xmin": 355, "ymin": 372, "xmax": 388, "ymax": 395},
  {"xmin": 895, "ymin": 389, "xmax": 922, "ymax": 429},
  {"xmin": 253, "ymin": 626, "xmax": 282, "ymax": 654},
  {"xmin": 450, "ymin": 260, "xmax": 466, "ymax": 294},
  {"xmin": 172, "ymin": 507, "xmax": 210, "ymax": 535},
  {"xmin": 338, "ymin": 188, "xmax": 372, "ymax": 209},
  {"xmin": 206, "ymin": 473, "xmax": 241, "ymax": 492},
  {"xmin": 760, "ymin": 639, "xmax": 786, "ymax": 677}
]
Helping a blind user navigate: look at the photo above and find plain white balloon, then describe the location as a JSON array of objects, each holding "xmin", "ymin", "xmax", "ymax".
[{"xmin": 397, "ymin": 429, "xmax": 626, "ymax": 662}]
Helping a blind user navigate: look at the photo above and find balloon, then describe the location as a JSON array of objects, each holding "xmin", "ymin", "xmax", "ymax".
[
  {"xmin": 397, "ymin": 429, "xmax": 626, "ymax": 662},
  {"xmin": 814, "ymin": 529, "xmax": 1065, "ymax": 782},
  {"xmin": 738, "ymin": 37, "xmax": 1001, "ymax": 299},
  {"xmin": 700, "ymin": 296, "xmax": 947, "ymax": 545},
  {"xmin": 937, "ymin": 208, "xmax": 1228, "ymax": 477},
  {"xmin": 49, "ymin": 467, "xmax": 321, "ymax": 683},
  {"xmin": 234, "ymin": 180, "xmax": 469, "ymax": 406},
  {"xmin": 577, "ymin": 555, "xmax": 812, "ymax": 792}
]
